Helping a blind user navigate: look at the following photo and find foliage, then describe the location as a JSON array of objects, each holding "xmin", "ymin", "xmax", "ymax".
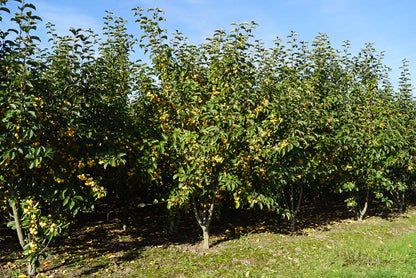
[
  {"xmin": 1, "ymin": 0, "xmax": 415, "ymax": 274},
  {"xmin": 134, "ymin": 8, "xmax": 276, "ymax": 249},
  {"xmin": 0, "ymin": 0, "xmax": 139, "ymax": 274}
]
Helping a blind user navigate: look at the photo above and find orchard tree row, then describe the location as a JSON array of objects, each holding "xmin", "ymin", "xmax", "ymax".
[{"xmin": 1, "ymin": 0, "xmax": 415, "ymax": 275}]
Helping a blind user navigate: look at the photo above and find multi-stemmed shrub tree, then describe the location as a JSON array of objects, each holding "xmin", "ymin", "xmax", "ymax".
[
  {"xmin": 135, "ymin": 8, "xmax": 277, "ymax": 249},
  {"xmin": 250, "ymin": 33, "xmax": 317, "ymax": 232},
  {"xmin": 383, "ymin": 60, "xmax": 416, "ymax": 212},
  {"xmin": 0, "ymin": 1, "xmax": 139, "ymax": 274},
  {"xmin": 333, "ymin": 44, "xmax": 398, "ymax": 220},
  {"xmin": 0, "ymin": 2, "xmax": 62, "ymax": 274}
]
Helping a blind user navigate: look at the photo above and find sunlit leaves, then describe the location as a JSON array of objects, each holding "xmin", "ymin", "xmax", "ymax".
[
  {"xmin": 0, "ymin": 1, "xmax": 140, "ymax": 273},
  {"xmin": 2, "ymin": 0, "xmax": 415, "ymax": 271}
]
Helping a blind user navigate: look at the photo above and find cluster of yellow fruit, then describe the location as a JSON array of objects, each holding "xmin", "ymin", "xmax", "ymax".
[
  {"xmin": 212, "ymin": 155, "xmax": 224, "ymax": 166},
  {"xmin": 65, "ymin": 127, "xmax": 75, "ymax": 137},
  {"xmin": 77, "ymin": 174, "xmax": 105, "ymax": 199},
  {"xmin": 25, "ymin": 199, "xmax": 40, "ymax": 237},
  {"xmin": 127, "ymin": 168, "xmax": 136, "ymax": 176},
  {"xmin": 277, "ymin": 140, "xmax": 290, "ymax": 150},
  {"xmin": 22, "ymin": 198, "xmax": 46, "ymax": 254},
  {"xmin": 54, "ymin": 177, "xmax": 65, "ymax": 183}
]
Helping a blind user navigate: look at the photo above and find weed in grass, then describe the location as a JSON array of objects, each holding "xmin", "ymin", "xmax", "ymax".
[{"xmin": 336, "ymin": 246, "xmax": 391, "ymax": 267}]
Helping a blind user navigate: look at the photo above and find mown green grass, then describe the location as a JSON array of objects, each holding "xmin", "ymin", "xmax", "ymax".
[
  {"xmin": 102, "ymin": 211, "xmax": 416, "ymax": 278},
  {"xmin": 3, "ymin": 210, "xmax": 416, "ymax": 277}
]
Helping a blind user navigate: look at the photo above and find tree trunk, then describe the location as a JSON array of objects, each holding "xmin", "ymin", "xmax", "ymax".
[
  {"xmin": 192, "ymin": 194, "xmax": 215, "ymax": 250},
  {"xmin": 290, "ymin": 217, "xmax": 296, "ymax": 233},
  {"xmin": 357, "ymin": 189, "xmax": 369, "ymax": 221},
  {"xmin": 399, "ymin": 191, "xmax": 406, "ymax": 213},
  {"xmin": 283, "ymin": 183, "xmax": 303, "ymax": 233},
  {"xmin": 201, "ymin": 224, "xmax": 210, "ymax": 250},
  {"xmin": 357, "ymin": 200, "xmax": 368, "ymax": 221},
  {"xmin": 391, "ymin": 189, "xmax": 407, "ymax": 213},
  {"xmin": 10, "ymin": 198, "xmax": 39, "ymax": 275},
  {"xmin": 10, "ymin": 199, "xmax": 25, "ymax": 249},
  {"xmin": 28, "ymin": 259, "xmax": 39, "ymax": 276}
]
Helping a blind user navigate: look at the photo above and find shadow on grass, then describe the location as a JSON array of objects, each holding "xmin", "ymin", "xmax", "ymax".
[
  {"xmin": 41, "ymin": 203, "xmax": 202, "ymax": 276},
  {"xmin": 2, "ymin": 194, "xmax": 411, "ymax": 276}
]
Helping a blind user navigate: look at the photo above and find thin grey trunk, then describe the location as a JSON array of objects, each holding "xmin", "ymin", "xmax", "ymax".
[
  {"xmin": 399, "ymin": 191, "xmax": 406, "ymax": 213},
  {"xmin": 10, "ymin": 183, "xmax": 40, "ymax": 276},
  {"xmin": 28, "ymin": 260, "xmax": 38, "ymax": 276},
  {"xmin": 192, "ymin": 194, "xmax": 215, "ymax": 250},
  {"xmin": 282, "ymin": 183, "xmax": 303, "ymax": 232},
  {"xmin": 395, "ymin": 190, "xmax": 406, "ymax": 213},
  {"xmin": 357, "ymin": 189, "xmax": 369, "ymax": 221},
  {"xmin": 358, "ymin": 201, "xmax": 368, "ymax": 221},
  {"xmin": 291, "ymin": 184, "xmax": 303, "ymax": 232},
  {"xmin": 11, "ymin": 197, "xmax": 39, "ymax": 275},
  {"xmin": 201, "ymin": 225, "xmax": 209, "ymax": 250},
  {"xmin": 290, "ymin": 217, "xmax": 296, "ymax": 233},
  {"xmin": 10, "ymin": 199, "xmax": 25, "ymax": 249}
]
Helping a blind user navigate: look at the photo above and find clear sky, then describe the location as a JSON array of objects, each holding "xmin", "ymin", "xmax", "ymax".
[{"xmin": 5, "ymin": 0, "xmax": 416, "ymax": 88}]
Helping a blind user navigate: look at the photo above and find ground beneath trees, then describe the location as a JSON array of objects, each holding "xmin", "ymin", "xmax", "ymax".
[{"xmin": 1, "ymin": 199, "xmax": 414, "ymax": 277}]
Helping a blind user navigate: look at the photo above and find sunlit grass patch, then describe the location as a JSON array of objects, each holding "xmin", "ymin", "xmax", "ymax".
[{"xmin": 119, "ymin": 210, "xmax": 416, "ymax": 278}]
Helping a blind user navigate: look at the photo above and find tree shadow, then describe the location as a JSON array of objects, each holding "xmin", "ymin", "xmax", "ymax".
[
  {"xmin": 40, "ymin": 203, "xmax": 201, "ymax": 276},
  {"xmin": 3, "ymin": 195, "xmax": 412, "ymax": 276}
]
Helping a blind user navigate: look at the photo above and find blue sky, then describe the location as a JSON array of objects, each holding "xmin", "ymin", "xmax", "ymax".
[{"xmin": 5, "ymin": 0, "xmax": 416, "ymax": 88}]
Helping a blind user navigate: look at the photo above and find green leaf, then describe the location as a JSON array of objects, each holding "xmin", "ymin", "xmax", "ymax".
[
  {"xmin": 28, "ymin": 111, "xmax": 36, "ymax": 118},
  {"xmin": 69, "ymin": 200, "xmax": 75, "ymax": 210},
  {"xmin": 7, "ymin": 220, "xmax": 16, "ymax": 229},
  {"xmin": 0, "ymin": 7, "xmax": 11, "ymax": 13}
]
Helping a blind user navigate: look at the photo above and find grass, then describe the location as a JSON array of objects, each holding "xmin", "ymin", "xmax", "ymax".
[
  {"xmin": 2, "ymin": 206, "xmax": 416, "ymax": 277},
  {"xmin": 124, "ymin": 216, "xmax": 416, "ymax": 278}
]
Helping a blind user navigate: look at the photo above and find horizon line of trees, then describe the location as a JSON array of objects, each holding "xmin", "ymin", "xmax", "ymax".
[{"xmin": 1, "ymin": 0, "xmax": 415, "ymax": 275}]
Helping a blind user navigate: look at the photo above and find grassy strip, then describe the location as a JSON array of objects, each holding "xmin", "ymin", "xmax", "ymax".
[
  {"xmin": 3, "ymin": 210, "xmax": 416, "ymax": 277},
  {"xmin": 95, "ymin": 211, "xmax": 416, "ymax": 278}
]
